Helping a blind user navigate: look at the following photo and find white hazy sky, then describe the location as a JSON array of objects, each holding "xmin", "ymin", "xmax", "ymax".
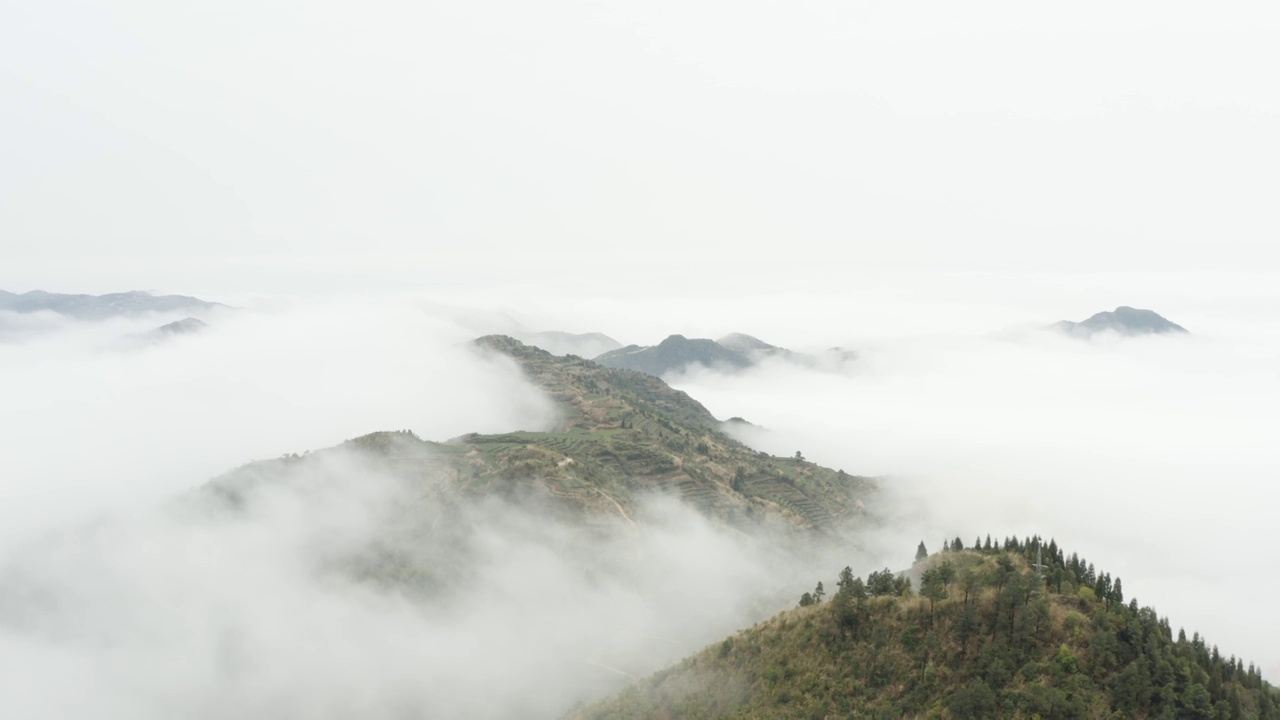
[
  {"xmin": 3, "ymin": 0, "xmax": 1279, "ymax": 295},
  {"xmin": 4, "ymin": 0, "xmax": 1280, "ymax": 702}
]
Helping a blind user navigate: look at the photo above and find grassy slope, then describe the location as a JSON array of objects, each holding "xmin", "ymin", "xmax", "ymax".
[
  {"xmin": 572, "ymin": 545, "xmax": 1279, "ymax": 720},
  {"xmin": 203, "ymin": 336, "xmax": 875, "ymax": 534},
  {"xmin": 593, "ymin": 335, "xmax": 751, "ymax": 377},
  {"xmin": 458, "ymin": 336, "xmax": 872, "ymax": 529}
]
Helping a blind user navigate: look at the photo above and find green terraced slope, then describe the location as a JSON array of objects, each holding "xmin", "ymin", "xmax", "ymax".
[{"xmin": 204, "ymin": 335, "xmax": 875, "ymax": 534}]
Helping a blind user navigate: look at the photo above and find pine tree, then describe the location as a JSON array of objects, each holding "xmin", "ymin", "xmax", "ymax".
[
  {"xmin": 837, "ymin": 566, "xmax": 855, "ymax": 592},
  {"xmin": 831, "ymin": 574, "xmax": 865, "ymax": 635},
  {"xmin": 960, "ymin": 569, "xmax": 980, "ymax": 607},
  {"xmin": 937, "ymin": 560, "xmax": 957, "ymax": 590},
  {"xmin": 867, "ymin": 568, "xmax": 896, "ymax": 596},
  {"xmin": 953, "ymin": 536, "xmax": 964, "ymax": 551},
  {"xmin": 994, "ymin": 555, "xmax": 1015, "ymax": 592},
  {"xmin": 920, "ymin": 566, "xmax": 947, "ymax": 620},
  {"xmin": 916, "ymin": 541, "xmax": 928, "ymax": 561},
  {"xmin": 893, "ymin": 575, "xmax": 912, "ymax": 597},
  {"xmin": 848, "ymin": 576, "xmax": 867, "ymax": 602},
  {"xmin": 1095, "ymin": 572, "xmax": 1112, "ymax": 607}
]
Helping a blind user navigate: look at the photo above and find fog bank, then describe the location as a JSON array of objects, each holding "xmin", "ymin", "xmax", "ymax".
[
  {"xmin": 671, "ymin": 308, "xmax": 1280, "ymax": 680},
  {"xmin": 0, "ymin": 299, "xmax": 555, "ymax": 540},
  {"xmin": 0, "ymin": 299, "xmax": 889, "ymax": 718},
  {"xmin": 0, "ymin": 446, "xmax": 828, "ymax": 719}
]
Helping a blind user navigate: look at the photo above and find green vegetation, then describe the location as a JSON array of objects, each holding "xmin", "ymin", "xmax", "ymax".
[
  {"xmin": 197, "ymin": 336, "xmax": 1276, "ymax": 719},
  {"xmin": 204, "ymin": 336, "xmax": 875, "ymax": 533},
  {"xmin": 450, "ymin": 336, "xmax": 875, "ymax": 529},
  {"xmin": 571, "ymin": 538, "xmax": 1278, "ymax": 719},
  {"xmin": 594, "ymin": 334, "xmax": 753, "ymax": 377}
]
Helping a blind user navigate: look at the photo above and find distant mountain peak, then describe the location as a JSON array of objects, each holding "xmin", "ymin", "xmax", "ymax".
[
  {"xmin": 510, "ymin": 330, "xmax": 621, "ymax": 358},
  {"xmin": 595, "ymin": 335, "xmax": 751, "ymax": 377},
  {"xmin": 156, "ymin": 317, "xmax": 209, "ymax": 335},
  {"xmin": 716, "ymin": 333, "xmax": 781, "ymax": 353},
  {"xmin": 1053, "ymin": 306, "xmax": 1188, "ymax": 338},
  {"xmin": 0, "ymin": 289, "xmax": 224, "ymax": 320},
  {"xmin": 589, "ymin": 332, "xmax": 856, "ymax": 378}
]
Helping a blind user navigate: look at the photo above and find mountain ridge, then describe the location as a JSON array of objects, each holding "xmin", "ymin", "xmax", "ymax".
[
  {"xmin": 203, "ymin": 335, "xmax": 875, "ymax": 534},
  {"xmin": 590, "ymin": 332, "xmax": 856, "ymax": 378},
  {"xmin": 1053, "ymin": 306, "xmax": 1189, "ymax": 338},
  {"xmin": 595, "ymin": 334, "xmax": 754, "ymax": 377},
  {"xmin": 0, "ymin": 289, "xmax": 225, "ymax": 320}
]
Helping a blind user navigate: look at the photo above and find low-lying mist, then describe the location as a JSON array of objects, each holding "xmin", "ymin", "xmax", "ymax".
[
  {"xmin": 3, "ymin": 287, "xmax": 1276, "ymax": 717},
  {"xmin": 0, "ymin": 299, "xmax": 555, "ymax": 540},
  {"xmin": 0, "ymin": 298, "xmax": 887, "ymax": 718},
  {"xmin": 0, "ymin": 445, "xmax": 822, "ymax": 719},
  {"xmin": 670, "ymin": 320, "xmax": 1280, "ymax": 680}
]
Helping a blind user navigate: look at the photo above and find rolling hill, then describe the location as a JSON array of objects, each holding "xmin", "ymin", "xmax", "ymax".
[
  {"xmin": 572, "ymin": 539, "xmax": 1278, "ymax": 719},
  {"xmin": 204, "ymin": 335, "xmax": 874, "ymax": 534},
  {"xmin": 590, "ymin": 333, "xmax": 856, "ymax": 378}
]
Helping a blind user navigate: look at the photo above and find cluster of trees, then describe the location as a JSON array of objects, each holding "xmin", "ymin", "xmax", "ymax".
[
  {"xmin": 937, "ymin": 533, "xmax": 1165, "ymax": 612},
  {"xmin": 929, "ymin": 534, "xmax": 1135, "ymax": 608},
  {"xmin": 785, "ymin": 537, "xmax": 1279, "ymax": 719},
  {"xmin": 798, "ymin": 565, "xmax": 912, "ymax": 610}
]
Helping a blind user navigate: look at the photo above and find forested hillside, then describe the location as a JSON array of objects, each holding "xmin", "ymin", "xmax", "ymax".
[{"xmin": 573, "ymin": 537, "xmax": 1278, "ymax": 719}]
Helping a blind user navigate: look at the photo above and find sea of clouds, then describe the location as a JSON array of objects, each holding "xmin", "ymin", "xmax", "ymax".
[{"xmin": 0, "ymin": 298, "xmax": 877, "ymax": 719}]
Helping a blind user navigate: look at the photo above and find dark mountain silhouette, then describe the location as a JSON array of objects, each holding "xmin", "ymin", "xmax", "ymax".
[
  {"xmin": 1053, "ymin": 306, "xmax": 1188, "ymax": 338},
  {"xmin": 592, "ymin": 333, "xmax": 856, "ymax": 378},
  {"xmin": 0, "ymin": 289, "xmax": 224, "ymax": 320},
  {"xmin": 155, "ymin": 317, "xmax": 209, "ymax": 336},
  {"xmin": 594, "ymin": 335, "xmax": 753, "ymax": 377}
]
